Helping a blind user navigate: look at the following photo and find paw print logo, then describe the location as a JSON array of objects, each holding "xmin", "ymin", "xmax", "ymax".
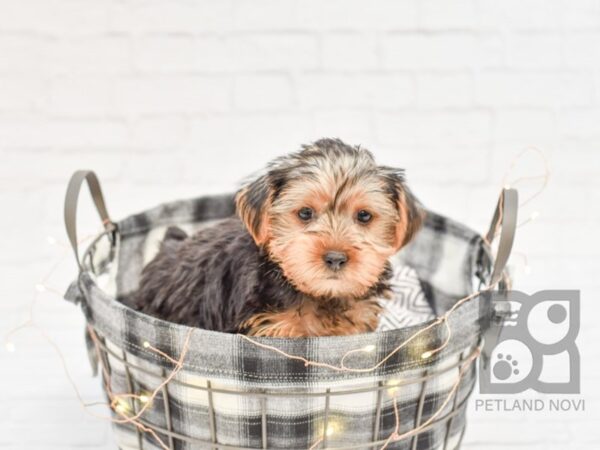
[
  {"xmin": 480, "ymin": 290, "xmax": 580, "ymax": 394},
  {"xmin": 487, "ymin": 339, "xmax": 531, "ymax": 385},
  {"xmin": 493, "ymin": 354, "xmax": 519, "ymax": 380}
]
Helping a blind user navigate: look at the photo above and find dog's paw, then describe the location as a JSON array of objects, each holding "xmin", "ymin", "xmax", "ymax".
[{"xmin": 164, "ymin": 226, "xmax": 188, "ymax": 241}]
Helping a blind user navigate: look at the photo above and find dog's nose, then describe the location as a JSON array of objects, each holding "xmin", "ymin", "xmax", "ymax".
[{"xmin": 323, "ymin": 251, "xmax": 348, "ymax": 271}]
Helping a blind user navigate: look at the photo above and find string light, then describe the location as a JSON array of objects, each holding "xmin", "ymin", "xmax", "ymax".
[
  {"xmin": 379, "ymin": 393, "xmax": 400, "ymax": 450},
  {"xmin": 6, "ymin": 229, "xmax": 501, "ymax": 450},
  {"xmin": 501, "ymin": 146, "xmax": 550, "ymax": 211},
  {"xmin": 86, "ymin": 326, "xmax": 194, "ymax": 450},
  {"xmin": 387, "ymin": 379, "xmax": 401, "ymax": 396},
  {"xmin": 421, "ymin": 351, "xmax": 432, "ymax": 359},
  {"xmin": 380, "ymin": 349, "xmax": 480, "ymax": 447},
  {"xmin": 114, "ymin": 397, "xmax": 132, "ymax": 415},
  {"xmin": 3, "ymin": 149, "xmax": 549, "ymax": 450},
  {"xmin": 326, "ymin": 422, "xmax": 339, "ymax": 437},
  {"xmin": 5, "ymin": 341, "xmax": 15, "ymax": 353},
  {"xmin": 495, "ymin": 148, "xmax": 549, "ymax": 283}
]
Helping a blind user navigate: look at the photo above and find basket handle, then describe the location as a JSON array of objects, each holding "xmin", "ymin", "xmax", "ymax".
[
  {"xmin": 485, "ymin": 188, "xmax": 518, "ymax": 286},
  {"xmin": 64, "ymin": 170, "xmax": 115, "ymax": 269}
]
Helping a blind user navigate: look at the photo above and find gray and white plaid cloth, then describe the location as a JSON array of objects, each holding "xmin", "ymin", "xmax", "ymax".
[{"xmin": 65, "ymin": 193, "xmax": 492, "ymax": 450}]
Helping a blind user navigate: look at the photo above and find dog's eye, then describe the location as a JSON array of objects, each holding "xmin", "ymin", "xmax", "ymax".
[
  {"xmin": 298, "ymin": 207, "xmax": 314, "ymax": 222},
  {"xmin": 356, "ymin": 210, "xmax": 372, "ymax": 224}
]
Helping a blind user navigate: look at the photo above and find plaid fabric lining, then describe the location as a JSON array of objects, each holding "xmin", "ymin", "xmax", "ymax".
[{"xmin": 65, "ymin": 194, "xmax": 492, "ymax": 450}]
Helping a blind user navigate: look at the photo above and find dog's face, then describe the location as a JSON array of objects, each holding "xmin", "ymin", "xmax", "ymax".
[{"xmin": 235, "ymin": 139, "xmax": 423, "ymax": 300}]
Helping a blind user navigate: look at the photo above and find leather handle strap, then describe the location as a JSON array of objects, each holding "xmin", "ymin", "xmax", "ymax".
[
  {"xmin": 485, "ymin": 188, "xmax": 518, "ymax": 286},
  {"xmin": 64, "ymin": 170, "xmax": 114, "ymax": 269}
]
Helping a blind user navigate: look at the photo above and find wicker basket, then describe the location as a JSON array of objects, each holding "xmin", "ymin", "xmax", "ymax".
[{"xmin": 63, "ymin": 170, "xmax": 517, "ymax": 450}]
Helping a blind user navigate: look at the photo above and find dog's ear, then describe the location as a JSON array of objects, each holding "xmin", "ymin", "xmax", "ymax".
[
  {"xmin": 380, "ymin": 167, "xmax": 425, "ymax": 250},
  {"xmin": 396, "ymin": 185, "xmax": 424, "ymax": 249},
  {"xmin": 235, "ymin": 174, "xmax": 273, "ymax": 246}
]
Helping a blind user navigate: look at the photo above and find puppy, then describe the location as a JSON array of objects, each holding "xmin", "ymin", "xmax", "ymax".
[{"xmin": 131, "ymin": 138, "xmax": 423, "ymax": 337}]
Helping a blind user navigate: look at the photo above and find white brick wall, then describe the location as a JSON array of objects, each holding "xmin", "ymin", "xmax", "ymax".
[{"xmin": 1, "ymin": 1, "xmax": 599, "ymax": 449}]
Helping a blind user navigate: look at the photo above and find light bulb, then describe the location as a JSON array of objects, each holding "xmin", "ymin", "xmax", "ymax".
[
  {"xmin": 114, "ymin": 397, "xmax": 131, "ymax": 414},
  {"xmin": 387, "ymin": 379, "xmax": 400, "ymax": 395},
  {"xmin": 35, "ymin": 284, "xmax": 46, "ymax": 293},
  {"xmin": 326, "ymin": 424, "xmax": 336, "ymax": 437},
  {"xmin": 363, "ymin": 344, "xmax": 376, "ymax": 353},
  {"xmin": 5, "ymin": 342, "xmax": 15, "ymax": 353}
]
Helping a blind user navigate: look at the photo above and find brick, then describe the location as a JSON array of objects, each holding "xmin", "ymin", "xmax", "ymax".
[
  {"xmin": 373, "ymin": 142, "xmax": 491, "ymax": 184},
  {"xmin": 0, "ymin": 119, "xmax": 129, "ymax": 150},
  {"xmin": 47, "ymin": 77, "xmax": 114, "ymax": 116},
  {"xmin": 564, "ymin": 33, "xmax": 600, "ymax": 68},
  {"xmin": 47, "ymin": 36, "xmax": 130, "ymax": 75},
  {"xmin": 313, "ymin": 111, "xmax": 374, "ymax": 146},
  {"xmin": 507, "ymin": 34, "xmax": 563, "ymax": 69},
  {"xmin": 296, "ymin": 0, "xmax": 418, "ymax": 31},
  {"xmin": 381, "ymin": 33, "xmax": 503, "ymax": 69},
  {"xmin": 0, "ymin": 77, "xmax": 44, "ymax": 112},
  {"xmin": 124, "ymin": 153, "xmax": 186, "ymax": 185},
  {"xmin": 230, "ymin": 34, "xmax": 319, "ymax": 71},
  {"xmin": 559, "ymin": 109, "xmax": 600, "ymax": 139},
  {"xmin": 463, "ymin": 416, "xmax": 570, "ymax": 447},
  {"xmin": 133, "ymin": 36, "xmax": 196, "ymax": 73},
  {"xmin": 551, "ymin": 142, "xmax": 600, "ymax": 185},
  {"xmin": 193, "ymin": 35, "xmax": 317, "ymax": 73},
  {"xmin": 0, "ymin": 0, "xmax": 110, "ymax": 35},
  {"xmin": 114, "ymin": 76, "xmax": 231, "ymax": 114},
  {"xmin": 233, "ymin": 75, "xmax": 293, "ymax": 111},
  {"xmin": 194, "ymin": 37, "xmax": 232, "ymax": 72},
  {"xmin": 321, "ymin": 33, "xmax": 378, "ymax": 70},
  {"xmin": 488, "ymin": 141, "xmax": 556, "ymax": 187},
  {"xmin": 419, "ymin": 0, "xmax": 477, "ymax": 29},
  {"xmin": 186, "ymin": 114, "xmax": 314, "ymax": 182},
  {"xmin": 0, "ymin": 36, "xmax": 50, "ymax": 74},
  {"xmin": 0, "ymin": 150, "xmax": 124, "ymax": 184},
  {"xmin": 110, "ymin": 0, "xmax": 232, "ymax": 33},
  {"xmin": 416, "ymin": 72, "xmax": 473, "ymax": 107},
  {"xmin": 480, "ymin": 0, "xmax": 564, "ymax": 31},
  {"xmin": 515, "ymin": 219, "xmax": 598, "ymax": 257},
  {"xmin": 232, "ymin": 0, "xmax": 298, "ymax": 31},
  {"xmin": 296, "ymin": 74, "xmax": 415, "ymax": 109},
  {"xmin": 495, "ymin": 109, "xmax": 557, "ymax": 140},
  {"xmin": 233, "ymin": 0, "xmax": 418, "ymax": 31},
  {"xmin": 512, "ymin": 255, "xmax": 599, "ymax": 295},
  {"xmin": 476, "ymin": 71, "xmax": 593, "ymax": 107},
  {"xmin": 411, "ymin": 184, "xmax": 475, "ymax": 220},
  {"xmin": 563, "ymin": 0, "xmax": 600, "ymax": 30},
  {"xmin": 130, "ymin": 117, "xmax": 188, "ymax": 152},
  {"xmin": 1, "ymin": 400, "xmax": 108, "ymax": 447},
  {"xmin": 188, "ymin": 114, "xmax": 313, "ymax": 153},
  {"xmin": 375, "ymin": 111, "xmax": 492, "ymax": 147}
]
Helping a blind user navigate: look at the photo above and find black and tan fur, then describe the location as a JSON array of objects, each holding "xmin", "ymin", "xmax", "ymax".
[{"xmin": 131, "ymin": 138, "xmax": 423, "ymax": 337}]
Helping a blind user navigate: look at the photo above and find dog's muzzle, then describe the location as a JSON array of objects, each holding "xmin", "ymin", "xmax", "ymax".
[{"xmin": 323, "ymin": 251, "xmax": 348, "ymax": 271}]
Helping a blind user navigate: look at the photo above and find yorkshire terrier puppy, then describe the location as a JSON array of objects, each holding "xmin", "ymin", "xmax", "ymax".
[{"xmin": 131, "ymin": 138, "xmax": 423, "ymax": 337}]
